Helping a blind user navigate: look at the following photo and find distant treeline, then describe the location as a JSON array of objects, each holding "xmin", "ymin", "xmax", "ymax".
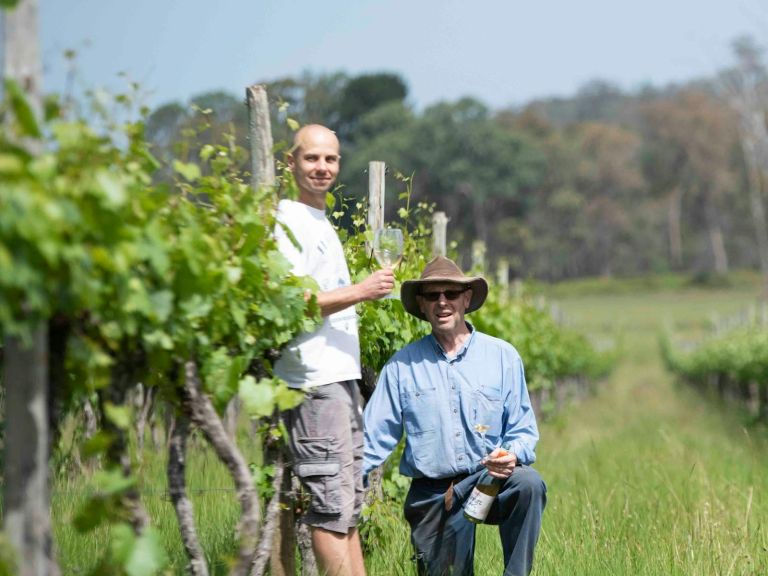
[{"xmin": 144, "ymin": 35, "xmax": 768, "ymax": 282}]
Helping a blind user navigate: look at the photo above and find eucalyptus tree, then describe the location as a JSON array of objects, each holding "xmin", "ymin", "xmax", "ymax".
[
  {"xmin": 640, "ymin": 97, "xmax": 690, "ymax": 269},
  {"xmin": 335, "ymin": 72, "xmax": 408, "ymax": 143},
  {"xmin": 404, "ymin": 98, "xmax": 546, "ymax": 262}
]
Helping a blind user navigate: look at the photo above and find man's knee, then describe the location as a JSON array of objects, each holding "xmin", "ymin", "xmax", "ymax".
[
  {"xmin": 514, "ymin": 467, "xmax": 546, "ymax": 503},
  {"xmin": 491, "ymin": 466, "xmax": 546, "ymax": 522}
]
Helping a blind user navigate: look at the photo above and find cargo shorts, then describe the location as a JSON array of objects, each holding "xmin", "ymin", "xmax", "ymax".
[{"xmin": 286, "ymin": 380, "xmax": 364, "ymax": 534}]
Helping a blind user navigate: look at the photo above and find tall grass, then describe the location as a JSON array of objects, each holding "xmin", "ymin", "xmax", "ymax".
[
  {"xmin": 54, "ymin": 435, "xmax": 253, "ymax": 574},
  {"xmin": 531, "ymin": 281, "xmax": 768, "ymax": 575}
]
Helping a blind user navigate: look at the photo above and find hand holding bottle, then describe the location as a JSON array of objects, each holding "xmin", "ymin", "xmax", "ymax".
[
  {"xmin": 483, "ymin": 446, "xmax": 517, "ymax": 479},
  {"xmin": 463, "ymin": 447, "xmax": 519, "ymax": 523}
]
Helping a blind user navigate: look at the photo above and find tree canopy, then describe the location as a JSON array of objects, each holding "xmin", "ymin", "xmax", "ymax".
[{"xmin": 141, "ymin": 42, "xmax": 768, "ymax": 281}]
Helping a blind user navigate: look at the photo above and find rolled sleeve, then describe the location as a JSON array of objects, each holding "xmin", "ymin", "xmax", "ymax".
[
  {"xmin": 501, "ymin": 356, "xmax": 539, "ymax": 465},
  {"xmin": 363, "ymin": 362, "xmax": 404, "ymax": 481}
]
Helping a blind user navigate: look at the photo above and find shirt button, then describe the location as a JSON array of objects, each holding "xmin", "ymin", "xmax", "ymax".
[
  {"xmin": 455, "ymin": 432, "xmax": 460, "ymax": 437},
  {"xmin": 415, "ymin": 392, "xmax": 420, "ymax": 397},
  {"xmin": 453, "ymin": 409, "xmax": 458, "ymax": 413},
  {"xmin": 458, "ymin": 455, "xmax": 463, "ymax": 460},
  {"xmin": 451, "ymin": 386, "xmax": 455, "ymax": 390}
]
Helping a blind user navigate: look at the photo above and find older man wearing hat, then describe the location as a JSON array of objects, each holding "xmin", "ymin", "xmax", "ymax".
[{"xmin": 363, "ymin": 256, "xmax": 546, "ymax": 576}]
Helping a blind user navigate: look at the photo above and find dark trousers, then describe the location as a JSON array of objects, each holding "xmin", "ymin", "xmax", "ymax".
[{"xmin": 404, "ymin": 466, "xmax": 546, "ymax": 576}]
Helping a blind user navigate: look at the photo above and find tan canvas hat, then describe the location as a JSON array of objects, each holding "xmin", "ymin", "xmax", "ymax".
[{"xmin": 401, "ymin": 256, "xmax": 488, "ymax": 321}]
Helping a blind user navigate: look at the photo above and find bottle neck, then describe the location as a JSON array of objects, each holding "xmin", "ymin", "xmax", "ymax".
[{"xmin": 478, "ymin": 469, "xmax": 506, "ymax": 486}]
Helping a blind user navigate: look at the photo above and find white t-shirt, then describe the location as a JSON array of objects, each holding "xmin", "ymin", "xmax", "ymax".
[{"xmin": 273, "ymin": 199, "xmax": 362, "ymax": 388}]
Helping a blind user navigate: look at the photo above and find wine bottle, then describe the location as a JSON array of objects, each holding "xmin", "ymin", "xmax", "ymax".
[{"xmin": 462, "ymin": 470, "xmax": 505, "ymax": 524}]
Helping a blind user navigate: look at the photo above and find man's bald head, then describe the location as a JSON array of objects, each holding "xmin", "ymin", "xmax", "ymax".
[
  {"xmin": 287, "ymin": 124, "xmax": 342, "ymax": 209},
  {"xmin": 291, "ymin": 124, "xmax": 340, "ymax": 157}
]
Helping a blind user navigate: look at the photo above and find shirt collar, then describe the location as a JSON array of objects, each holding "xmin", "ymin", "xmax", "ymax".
[
  {"xmin": 284, "ymin": 198, "xmax": 326, "ymax": 220},
  {"xmin": 429, "ymin": 322, "xmax": 476, "ymax": 362}
]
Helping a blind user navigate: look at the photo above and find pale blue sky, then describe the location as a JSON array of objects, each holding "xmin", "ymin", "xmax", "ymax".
[{"xmin": 40, "ymin": 0, "xmax": 767, "ymax": 111}]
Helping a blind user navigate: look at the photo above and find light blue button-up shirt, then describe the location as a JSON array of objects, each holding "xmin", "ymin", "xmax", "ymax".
[{"xmin": 363, "ymin": 324, "xmax": 539, "ymax": 480}]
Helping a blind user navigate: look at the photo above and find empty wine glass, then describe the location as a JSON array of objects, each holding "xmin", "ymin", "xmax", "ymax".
[{"xmin": 373, "ymin": 228, "xmax": 403, "ymax": 299}]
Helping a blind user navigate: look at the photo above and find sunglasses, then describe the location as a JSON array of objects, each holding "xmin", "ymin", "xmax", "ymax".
[{"xmin": 419, "ymin": 287, "xmax": 469, "ymax": 302}]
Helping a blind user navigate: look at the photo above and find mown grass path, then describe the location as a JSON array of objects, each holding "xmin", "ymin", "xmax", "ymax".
[{"xmin": 526, "ymin": 286, "xmax": 768, "ymax": 575}]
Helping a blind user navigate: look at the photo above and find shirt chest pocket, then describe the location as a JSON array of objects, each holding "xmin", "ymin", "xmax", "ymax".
[
  {"xmin": 472, "ymin": 385, "xmax": 503, "ymax": 438},
  {"xmin": 400, "ymin": 382, "xmax": 438, "ymax": 437}
]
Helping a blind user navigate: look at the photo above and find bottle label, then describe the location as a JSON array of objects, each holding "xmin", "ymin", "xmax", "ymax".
[{"xmin": 463, "ymin": 487, "xmax": 494, "ymax": 521}]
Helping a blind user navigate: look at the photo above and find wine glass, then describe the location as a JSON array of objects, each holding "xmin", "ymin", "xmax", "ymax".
[
  {"xmin": 474, "ymin": 423, "xmax": 491, "ymax": 463},
  {"xmin": 373, "ymin": 228, "xmax": 404, "ymax": 299}
]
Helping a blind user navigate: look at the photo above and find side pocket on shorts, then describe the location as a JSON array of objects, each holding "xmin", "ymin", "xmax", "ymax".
[{"xmin": 293, "ymin": 436, "xmax": 342, "ymax": 515}]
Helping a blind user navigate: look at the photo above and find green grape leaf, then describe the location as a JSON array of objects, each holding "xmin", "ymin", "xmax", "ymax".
[
  {"xmin": 43, "ymin": 94, "xmax": 61, "ymax": 121},
  {"xmin": 144, "ymin": 329, "xmax": 174, "ymax": 350},
  {"xmin": 0, "ymin": 153, "xmax": 24, "ymax": 175},
  {"xmin": 275, "ymin": 382, "xmax": 304, "ymax": 411},
  {"xmin": 180, "ymin": 294, "xmax": 212, "ymax": 321},
  {"xmin": 239, "ymin": 375, "xmax": 276, "ymax": 417},
  {"xmin": 286, "ymin": 117, "xmax": 300, "ymax": 131},
  {"xmin": 4, "ymin": 79, "xmax": 42, "ymax": 138},
  {"xmin": 200, "ymin": 144, "xmax": 215, "ymax": 161},
  {"xmin": 230, "ymin": 299, "xmax": 246, "ymax": 329},
  {"xmin": 82, "ymin": 430, "xmax": 115, "ymax": 457},
  {"xmin": 73, "ymin": 496, "xmax": 112, "ymax": 532},
  {"xmin": 108, "ymin": 524, "xmax": 137, "ymax": 567},
  {"xmin": 93, "ymin": 469, "xmax": 136, "ymax": 496},
  {"xmin": 226, "ymin": 266, "xmax": 243, "ymax": 284},
  {"xmin": 95, "ymin": 169, "xmax": 128, "ymax": 207},
  {"xmin": 103, "ymin": 402, "xmax": 132, "ymax": 430},
  {"xmin": 173, "ymin": 160, "xmax": 201, "ymax": 182},
  {"xmin": 124, "ymin": 528, "xmax": 168, "ymax": 576},
  {"xmin": 50, "ymin": 120, "xmax": 89, "ymax": 147},
  {"xmin": 149, "ymin": 290, "xmax": 174, "ymax": 322}
]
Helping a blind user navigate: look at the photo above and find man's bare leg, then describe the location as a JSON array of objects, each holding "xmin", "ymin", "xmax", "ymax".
[
  {"xmin": 312, "ymin": 527, "xmax": 367, "ymax": 576},
  {"xmin": 346, "ymin": 528, "xmax": 366, "ymax": 575}
]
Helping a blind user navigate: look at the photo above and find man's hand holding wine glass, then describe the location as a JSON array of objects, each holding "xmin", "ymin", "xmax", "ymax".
[{"xmin": 358, "ymin": 268, "xmax": 395, "ymax": 301}]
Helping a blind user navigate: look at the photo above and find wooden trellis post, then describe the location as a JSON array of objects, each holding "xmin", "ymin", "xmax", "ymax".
[
  {"xmin": 497, "ymin": 258, "xmax": 510, "ymax": 302},
  {"xmin": 2, "ymin": 2, "xmax": 58, "ymax": 575},
  {"xmin": 471, "ymin": 240, "xmax": 486, "ymax": 273},
  {"xmin": 432, "ymin": 212, "xmax": 448, "ymax": 257},
  {"xmin": 247, "ymin": 85, "xmax": 276, "ymax": 190},
  {"xmin": 361, "ymin": 161, "xmax": 388, "ymax": 504},
  {"xmin": 246, "ymin": 84, "xmax": 298, "ymax": 576},
  {"xmin": 368, "ymin": 161, "xmax": 386, "ymax": 232}
]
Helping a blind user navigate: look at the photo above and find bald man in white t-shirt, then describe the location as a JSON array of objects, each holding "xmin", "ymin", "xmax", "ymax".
[{"xmin": 274, "ymin": 125, "xmax": 394, "ymax": 576}]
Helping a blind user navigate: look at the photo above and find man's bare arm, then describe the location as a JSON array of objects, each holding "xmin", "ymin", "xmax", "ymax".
[{"xmin": 316, "ymin": 268, "xmax": 395, "ymax": 316}]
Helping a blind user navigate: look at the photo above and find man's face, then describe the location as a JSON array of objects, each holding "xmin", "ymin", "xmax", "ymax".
[
  {"xmin": 287, "ymin": 127, "xmax": 340, "ymax": 210},
  {"xmin": 417, "ymin": 282, "xmax": 473, "ymax": 337}
]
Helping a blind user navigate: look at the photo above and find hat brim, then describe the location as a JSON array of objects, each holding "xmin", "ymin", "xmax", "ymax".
[{"xmin": 401, "ymin": 277, "xmax": 489, "ymax": 321}]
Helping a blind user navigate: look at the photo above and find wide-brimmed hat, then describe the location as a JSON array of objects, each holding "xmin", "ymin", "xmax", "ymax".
[{"xmin": 401, "ymin": 256, "xmax": 488, "ymax": 321}]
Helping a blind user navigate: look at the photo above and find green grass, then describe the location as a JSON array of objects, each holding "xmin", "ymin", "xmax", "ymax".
[
  {"xmin": 530, "ymin": 280, "xmax": 768, "ymax": 575},
  {"xmin": 54, "ymin": 436, "xmax": 250, "ymax": 575},
  {"xmin": 53, "ymin": 275, "xmax": 768, "ymax": 575},
  {"xmin": 534, "ymin": 269, "xmax": 763, "ymax": 298}
]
